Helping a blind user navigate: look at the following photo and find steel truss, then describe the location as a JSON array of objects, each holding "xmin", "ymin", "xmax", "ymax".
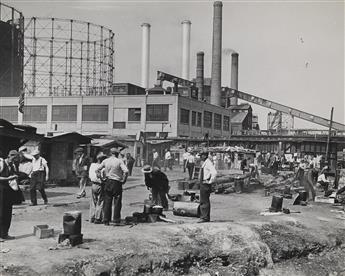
[
  {"xmin": 24, "ymin": 17, "xmax": 114, "ymax": 96},
  {"xmin": 0, "ymin": 2, "xmax": 24, "ymax": 96}
]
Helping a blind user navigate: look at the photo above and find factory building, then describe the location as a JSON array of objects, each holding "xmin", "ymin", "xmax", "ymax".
[{"xmin": 0, "ymin": 91, "xmax": 234, "ymax": 138}]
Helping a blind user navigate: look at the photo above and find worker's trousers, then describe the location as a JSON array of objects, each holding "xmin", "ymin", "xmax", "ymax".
[
  {"xmin": 0, "ymin": 186, "xmax": 13, "ymax": 238},
  {"xmin": 90, "ymin": 182, "xmax": 103, "ymax": 222},
  {"xmin": 103, "ymin": 179, "xmax": 122, "ymax": 223},
  {"xmin": 199, "ymin": 182, "xmax": 211, "ymax": 221}
]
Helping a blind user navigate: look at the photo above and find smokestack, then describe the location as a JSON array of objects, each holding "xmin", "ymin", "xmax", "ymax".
[
  {"xmin": 181, "ymin": 20, "xmax": 191, "ymax": 80},
  {"xmin": 141, "ymin": 23, "xmax": 151, "ymax": 89},
  {"xmin": 196, "ymin": 51, "xmax": 204, "ymax": 101},
  {"xmin": 230, "ymin": 52, "xmax": 239, "ymax": 105},
  {"xmin": 210, "ymin": 1, "xmax": 223, "ymax": 106}
]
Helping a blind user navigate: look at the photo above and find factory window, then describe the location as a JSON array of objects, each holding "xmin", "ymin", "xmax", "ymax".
[
  {"xmin": 204, "ymin": 111, "xmax": 212, "ymax": 128},
  {"xmin": 128, "ymin": 108, "xmax": 141, "ymax": 122},
  {"xmin": 23, "ymin": 105, "xmax": 47, "ymax": 122},
  {"xmin": 197, "ymin": 112, "xmax": 202, "ymax": 127},
  {"xmin": 223, "ymin": 115, "xmax": 230, "ymax": 131},
  {"xmin": 146, "ymin": 104, "xmax": 169, "ymax": 121},
  {"xmin": 180, "ymin": 108, "xmax": 190, "ymax": 125},
  {"xmin": 52, "ymin": 105, "xmax": 77, "ymax": 121},
  {"xmin": 0, "ymin": 106, "xmax": 18, "ymax": 122},
  {"xmin": 82, "ymin": 105, "xmax": 108, "ymax": 121},
  {"xmin": 214, "ymin": 113, "xmax": 222, "ymax": 130},
  {"xmin": 191, "ymin": 111, "xmax": 197, "ymax": 126},
  {"xmin": 113, "ymin": 122, "xmax": 126, "ymax": 129}
]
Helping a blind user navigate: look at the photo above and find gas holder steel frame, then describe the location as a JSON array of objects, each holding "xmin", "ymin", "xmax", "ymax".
[{"xmin": 24, "ymin": 17, "xmax": 114, "ymax": 97}]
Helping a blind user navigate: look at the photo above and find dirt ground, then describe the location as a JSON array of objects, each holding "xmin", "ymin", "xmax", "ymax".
[{"xmin": 0, "ymin": 167, "xmax": 344, "ymax": 276}]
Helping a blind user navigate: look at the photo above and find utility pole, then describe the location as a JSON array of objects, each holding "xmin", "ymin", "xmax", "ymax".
[{"xmin": 325, "ymin": 107, "xmax": 334, "ymax": 165}]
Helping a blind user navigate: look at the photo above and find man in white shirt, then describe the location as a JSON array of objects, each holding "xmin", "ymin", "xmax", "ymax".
[
  {"xmin": 152, "ymin": 149, "xmax": 160, "ymax": 169},
  {"xmin": 186, "ymin": 152, "xmax": 195, "ymax": 180},
  {"xmin": 317, "ymin": 167, "xmax": 330, "ymax": 193},
  {"xmin": 182, "ymin": 149, "xmax": 189, "ymax": 172},
  {"xmin": 198, "ymin": 152, "xmax": 217, "ymax": 223},
  {"xmin": 164, "ymin": 149, "xmax": 172, "ymax": 171},
  {"xmin": 96, "ymin": 147, "xmax": 128, "ymax": 225},
  {"xmin": 29, "ymin": 149, "xmax": 49, "ymax": 206}
]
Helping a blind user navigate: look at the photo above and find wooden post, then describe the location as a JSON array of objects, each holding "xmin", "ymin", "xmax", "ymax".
[{"xmin": 325, "ymin": 107, "xmax": 334, "ymax": 165}]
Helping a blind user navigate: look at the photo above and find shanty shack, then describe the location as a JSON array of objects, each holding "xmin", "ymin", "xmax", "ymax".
[{"xmin": 0, "ymin": 119, "xmax": 44, "ymax": 157}]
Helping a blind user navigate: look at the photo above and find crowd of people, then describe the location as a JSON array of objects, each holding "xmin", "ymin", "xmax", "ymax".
[{"xmin": 1, "ymin": 144, "xmax": 343, "ymax": 241}]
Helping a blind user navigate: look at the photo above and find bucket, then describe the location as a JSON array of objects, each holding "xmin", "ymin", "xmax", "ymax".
[
  {"xmin": 63, "ymin": 211, "xmax": 82, "ymax": 235},
  {"xmin": 270, "ymin": 195, "xmax": 283, "ymax": 212}
]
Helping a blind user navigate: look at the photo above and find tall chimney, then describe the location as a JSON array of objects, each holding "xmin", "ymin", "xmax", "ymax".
[
  {"xmin": 210, "ymin": 1, "xmax": 223, "ymax": 106},
  {"xmin": 181, "ymin": 20, "xmax": 191, "ymax": 80},
  {"xmin": 141, "ymin": 23, "xmax": 151, "ymax": 89},
  {"xmin": 196, "ymin": 51, "xmax": 204, "ymax": 101},
  {"xmin": 230, "ymin": 52, "xmax": 239, "ymax": 105}
]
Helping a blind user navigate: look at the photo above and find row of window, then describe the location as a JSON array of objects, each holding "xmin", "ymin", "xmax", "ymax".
[
  {"xmin": 180, "ymin": 109, "xmax": 230, "ymax": 131},
  {"xmin": 0, "ymin": 104, "xmax": 170, "ymax": 123}
]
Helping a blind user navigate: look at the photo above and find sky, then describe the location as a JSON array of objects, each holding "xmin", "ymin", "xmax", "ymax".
[{"xmin": 10, "ymin": 0, "xmax": 345, "ymax": 130}]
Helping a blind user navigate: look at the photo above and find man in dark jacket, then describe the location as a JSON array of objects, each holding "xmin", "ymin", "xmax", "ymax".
[
  {"xmin": 142, "ymin": 165, "xmax": 169, "ymax": 210},
  {"xmin": 0, "ymin": 150, "xmax": 19, "ymax": 241},
  {"xmin": 73, "ymin": 147, "xmax": 90, "ymax": 198}
]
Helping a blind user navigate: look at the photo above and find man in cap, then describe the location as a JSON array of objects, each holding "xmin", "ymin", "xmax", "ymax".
[
  {"xmin": 96, "ymin": 147, "xmax": 128, "ymax": 225},
  {"xmin": 29, "ymin": 149, "xmax": 49, "ymax": 206},
  {"xmin": 73, "ymin": 147, "xmax": 90, "ymax": 198},
  {"xmin": 89, "ymin": 152, "xmax": 107, "ymax": 224},
  {"xmin": 0, "ymin": 150, "xmax": 19, "ymax": 240},
  {"xmin": 142, "ymin": 165, "xmax": 170, "ymax": 210},
  {"xmin": 198, "ymin": 151, "xmax": 217, "ymax": 223}
]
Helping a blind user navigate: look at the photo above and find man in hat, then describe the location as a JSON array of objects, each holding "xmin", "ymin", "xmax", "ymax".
[
  {"xmin": 29, "ymin": 149, "xmax": 49, "ymax": 206},
  {"xmin": 198, "ymin": 152, "xmax": 217, "ymax": 223},
  {"xmin": 0, "ymin": 150, "xmax": 19, "ymax": 240},
  {"xmin": 96, "ymin": 147, "xmax": 128, "ymax": 225},
  {"xmin": 89, "ymin": 152, "xmax": 107, "ymax": 224},
  {"xmin": 73, "ymin": 147, "xmax": 90, "ymax": 198},
  {"xmin": 142, "ymin": 165, "xmax": 170, "ymax": 210},
  {"xmin": 151, "ymin": 149, "xmax": 160, "ymax": 169}
]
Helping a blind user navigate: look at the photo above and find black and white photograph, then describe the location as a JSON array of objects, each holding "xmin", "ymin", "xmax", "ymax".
[{"xmin": 0, "ymin": 0, "xmax": 344, "ymax": 275}]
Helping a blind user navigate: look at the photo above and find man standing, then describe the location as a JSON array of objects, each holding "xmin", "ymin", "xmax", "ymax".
[
  {"xmin": 198, "ymin": 152, "xmax": 217, "ymax": 223},
  {"xmin": 142, "ymin": 165, "xmax": 170, "ymax": 210},
  {"xmin": 126, "ymin": 153, "xmax": 135, "ymax": 176},
  {"xmin": 0, "ymin": 150, "xmax": 19, "ymax": 240},
  {"xmin": 73, "ymin": 148, "xmax": 90, "ymax": 198},
  {"xmin": 97, "ymin": 148, "xmax": 128, "ymax": 225},
  {"xmin": 164, "ymin": 149, "xmax": 172, "ymax": 171},
  {"xmin": 29, "ymin": 149, "xmax": 49, "ymax": 206},
  {"xmin": 152, "ymin": 149, "xmax": 160, "ymax": 169},
  {"xmin": 186, "ymin": 152, "xmax": 195, "ymax": 180},
  {"xmin": 89, "ymin": 152, "xmax": 107, "ymax": 224},
  {"xmin": 182, "ymin": 148, "xmax": 189, "ymax": 172}
]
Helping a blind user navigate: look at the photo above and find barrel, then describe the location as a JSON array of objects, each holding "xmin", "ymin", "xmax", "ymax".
[
  {"xmin": 270, "ymin": 195, "xmax": 283, "ymax": 212},
  {"xmin": 173, "ymin": 202, "xmax": 199, "ymax": 217},
  {"xmin": 63, "ymin": 211, "xmax": 82, "ymax": 235}
]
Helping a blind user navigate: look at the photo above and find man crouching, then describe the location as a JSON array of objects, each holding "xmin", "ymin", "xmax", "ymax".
[{"xmin": 142, "ymin": 165, "xmax": 170, "ymax": 210}]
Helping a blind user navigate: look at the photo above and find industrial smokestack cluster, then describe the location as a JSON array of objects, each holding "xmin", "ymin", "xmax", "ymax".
[
  {"xmin": 210, "ymin": 1, "xmax": 223, "ymax": 106},
  {"xmin": 141, "ymin": 23, "xmax": 151, "ymax": 89},
  {"xmin": 181, "ymin": 20, "xmax": 191, "ymax": 80},
  {"xmin": 140, "ymin": 1, "xmax": 236, "ymax": 108}
]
